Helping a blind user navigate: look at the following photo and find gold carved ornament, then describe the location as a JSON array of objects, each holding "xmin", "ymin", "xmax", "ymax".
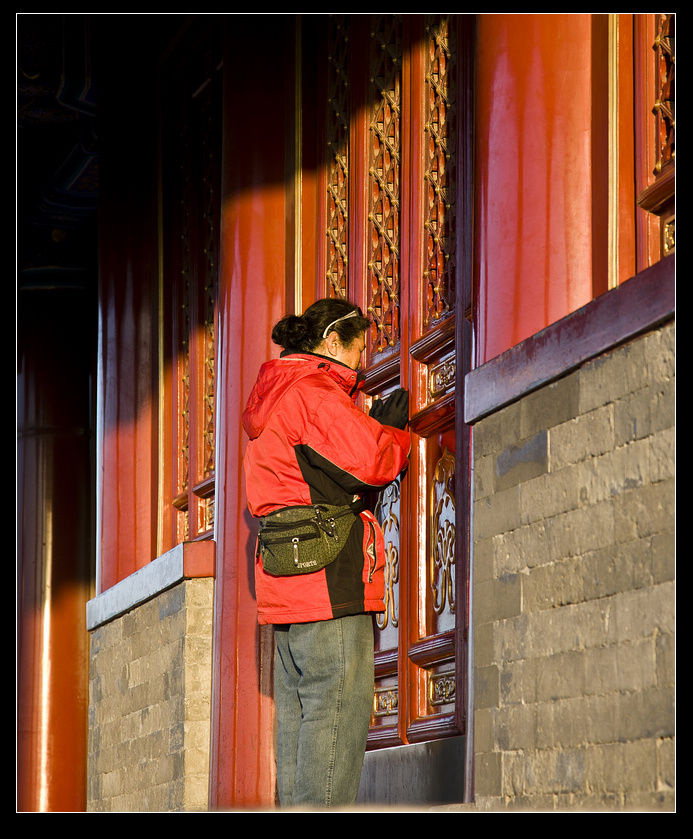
[{"xmin": 430, "ymin": 447, "xmax": 456, "ymax": 615}]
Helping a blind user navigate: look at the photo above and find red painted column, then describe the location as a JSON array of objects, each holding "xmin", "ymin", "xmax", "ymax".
[
  {"xmin": 95, "ymin": 30, "xmax": 159, "ymax": 591},
  {"xmin": 17, "ymin": 276, "xmax": 93, "ymax": 811},
  {"xmin": 208, "ymin": 18, "xmax": 295, "ymax": 809},
  {"xmin": 474, "ymin": 13, "xmax": 608, "ymax": 365}
]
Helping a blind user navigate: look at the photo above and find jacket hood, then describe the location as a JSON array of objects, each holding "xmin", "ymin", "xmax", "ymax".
[{"xmin": 242, "ymin": 353, "xmax": 365, "ymax": 441}]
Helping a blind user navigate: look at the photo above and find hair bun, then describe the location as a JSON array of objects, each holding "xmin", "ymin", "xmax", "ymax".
[{"xmin": 271, "ymin": 314, "xmax": 308, "ymax": 350}]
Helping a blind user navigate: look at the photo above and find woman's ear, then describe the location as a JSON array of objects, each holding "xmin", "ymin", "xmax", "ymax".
[{"xmin": 324, "ymin": 332, "xmax": 341, "ymax": 357}]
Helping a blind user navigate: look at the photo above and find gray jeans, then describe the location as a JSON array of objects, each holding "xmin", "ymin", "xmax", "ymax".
[{"xmin": 273, "ymin": 614, "xmax": 375, "ymax": 808}]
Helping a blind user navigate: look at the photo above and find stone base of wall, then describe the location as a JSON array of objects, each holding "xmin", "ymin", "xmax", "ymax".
[
  {"xmin": 470, "ymin": 322, "xmax": 675, "ymax": 812},
  {"xmin": 87, "ymin": 577, "xmax": 214, "ymax": 812}
]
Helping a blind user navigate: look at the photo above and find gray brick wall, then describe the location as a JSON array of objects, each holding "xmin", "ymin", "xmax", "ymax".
[
  {"xmin": 87, "ymin": 578, "xmax": 214, "ymax": 812},
  {"xmin": 471, "ymin": 323, "xmax": 675, "ymax": 811}
]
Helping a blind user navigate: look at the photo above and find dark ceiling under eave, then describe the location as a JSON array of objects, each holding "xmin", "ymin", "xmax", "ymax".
[{"xmin": 17, "ymin": 13, "xmax": 99, "ymax": 286}]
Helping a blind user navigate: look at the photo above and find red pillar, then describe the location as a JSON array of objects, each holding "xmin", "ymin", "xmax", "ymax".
[
  {"xmin": 208, "ymin": 18, "xmax": 295, "ymax": 809},
  {"xmin": 17, "ymin": 274, "xmax": 93, "ymax": 811}
]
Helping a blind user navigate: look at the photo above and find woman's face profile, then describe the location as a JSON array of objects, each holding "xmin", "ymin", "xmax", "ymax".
[
  {"xmin": 339, "ymin": 334, "xmax": 366, "ymax": 371},
  {"xmin": 322, "ymin": 331, "xmax": 366, "ymax": 371}
]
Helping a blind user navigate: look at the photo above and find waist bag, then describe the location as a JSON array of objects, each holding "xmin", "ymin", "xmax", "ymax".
[{"xmin": 257, "ymin": 503, "xmax": 358, "ymax": 576}]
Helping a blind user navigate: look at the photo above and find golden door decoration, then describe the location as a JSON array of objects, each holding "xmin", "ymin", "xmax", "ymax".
[
  {"xmin": 319, "ymin": 14, "xmax": 465, "ymax": 747},
  {"xmin": 634, "ymin": 13, "xmax": 675, "ymax": 262},
  {"xmin": 161, "ymin": 25, "xmax": 222, "ymax": 549},
  {"xmin": 651, "ymin": 13, "xmax": 675, "ymax": 255}
]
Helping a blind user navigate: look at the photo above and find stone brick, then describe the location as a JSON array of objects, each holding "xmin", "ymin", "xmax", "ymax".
[
  {"xmin": 581, "ymin": 693, "xmax": 621, "ymax": 746},
  {"xmin": 578, "ymin": 338, "xmax": 649, "ymax": 415},
  {"xmin": 474, "ymin": 664, "xmax": 500, "ymax": 709},
  {"xmin": 472, "ymin": 535, "xmax": 495, "ymax": 584},
  {"xmin": 87, "ymin": 577, "xmax": 214, "ymax": 812},
  {"xmin": 495, "ymin": 703, "xmax": 538, "ymax": 752},
  {"xmin": 494, "ymin": 430, "xmax": 548, "ymax": 492},
  {"xmin": 574, "ymin": 438, "xmax": 649, "ymax": 505},
  {"xmin": 655, "ymin": 630, "xmax": 675, "ymax": 688},
  {"xmin": 612, "ymin": 476, "xmax": 674, "ymax": 544},
  {"xmin": 495, "ymin": 519, "xmax": 551, "ymax": 573},
  {"xmin": 520, "ymin": 376, "xmax": 580, "ymax": 440},
  {"xmin": 502, "ymin": 750, "xmax": 530, "ymax": 796},
  {"xmin": 637, "ymin": 538, "xmax": 670, "ymax": 591},
  {"xmin": 650, "ymin": 426, "xmax": 675, "ymax": 484},
  {"xmin": 554, "ymin": 749, "xmax": 587, "ymax": 793},
  {"xmin": 623, "ymin": 789, "xmax": 675, "ymax": 811},
  {"xmin": 613, "ymin": 384, "xmax": 657, "ymax": 446},
  {"xmin": 583, "ymin": 638, "xmax": 656, "ymax": 695},
  {"xmin": 657, "ymin": 737, "xmax": 675, "ymax": 791},
  {"xmin": 493, "ymin": 613, "xmax": 530, "ymax": 663},
  {"xmin": 620, "ymin": 739, "xmax": 658, "ymax": 792},
  {"xmin": 550, "ymin": 404, "xmax": 614, "ymax": 470},
  {"xmin": 585, "ymin": 740, "xmax": 657, "ymax": 794},
  {"xmin": 582, "ymin": 541, "xmax": 648, "ymax": 602},
  {"xmin": 521, "ymin": 747, "xmax": 586, "ymax": 795},
  {"xmin": 617, "ymin": 686, "xmax": 675, "ymax": 741},
  {"xmin": 474, "ymin": 751, "xmax": 502, "ymax": 798},
  {"xmin": 474, "ymin": 707, "xmax": 494, "ymax": 754},
  {"xmin": 475, "ymin": 572, "xmax": 521, "ymax": 624},
  {"xmin": 523, "ymin": 557, "xmax": 584, "ymax": 611},
  {"xmin": 603, "ymin": 582, "xmax": 674, "ymax": 646},
  {"xmin": 473, "ymin": 484, "xmax": 521, "ymax": 541},
  {"xmin": 533, "ymin": 700, "xmax": 554, "ymax": 750},
  {"xmin": 507, "ymin": 599, "xmax": 609, "ymax": 660},
  {"xmin": 533, "ymin": 650, "xmax": 586, "ymax": 704},
  {"xmin": 557, "ymin": 504, "xmax": 616, "ymax": 564},
  {"xmin": 499, "ymin": 659, "xmax": 525, "ymax": 705},
  {"xmin": 473, "ymin": 619, "xmax": 495, "ymax": 669},
  {"xmin": 473, "ymin": 399, "xmax": 523, "ymax": 459},
  {"xmin": 650, "ymin": 322, "xmax": 675, "ymax": 377},
  {"xmin": 519, "ymin": 468, "xmax": 581, "ymax": 524},
  {"xmin": 473, "ymin": 453, "xmax": 496, "ymax": 501}
]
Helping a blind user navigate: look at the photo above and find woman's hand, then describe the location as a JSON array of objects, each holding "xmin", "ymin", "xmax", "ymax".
[{"xmin": 369, "ymin": 388, "xmax": 409, "ymax": 429}]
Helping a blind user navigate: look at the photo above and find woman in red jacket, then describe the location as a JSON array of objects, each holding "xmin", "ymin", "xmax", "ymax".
[{"xmin": 242, "ymin": 298, "xmax": 410, "ymax": 808}]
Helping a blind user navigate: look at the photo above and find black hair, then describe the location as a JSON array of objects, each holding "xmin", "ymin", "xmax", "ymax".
[{"xmin": 271, "ymin": 298, "xmax": 370, "ymax": 353}]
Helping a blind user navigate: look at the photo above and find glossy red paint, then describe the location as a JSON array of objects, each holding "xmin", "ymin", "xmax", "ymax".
[
  {"xmin": 474, "ymin": 14, "xmax": 605, "ymax": 365},
  {"xmin": 208, "ymin": 20, "xmax": 294, "ymax": 809},
  {"xmin": 96, "ymin": 52, "xmax": 160, "ymax": 591},
  {"xmin": 17, "ymin": 285, "xmax": 91, "ymax": 811}
]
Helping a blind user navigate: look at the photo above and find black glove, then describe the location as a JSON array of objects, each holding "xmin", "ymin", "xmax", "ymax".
[{"xmin": 369, "ymin": 388, "xmax": 409, "ymax": 429}]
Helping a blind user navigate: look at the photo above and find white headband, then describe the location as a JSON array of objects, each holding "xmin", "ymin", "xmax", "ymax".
[{"xmin": 321, "ymin": 309, "xmax": 359, "ymax": 339}]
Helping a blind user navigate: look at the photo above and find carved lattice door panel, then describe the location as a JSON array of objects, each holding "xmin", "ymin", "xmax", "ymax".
[
  {"xmin": 160, "ymin": 22, "xmax": 222, "ymax": 550},
  {"xmin": 314, "ymin": 14, "xmax": 472, "ymax": 747}
]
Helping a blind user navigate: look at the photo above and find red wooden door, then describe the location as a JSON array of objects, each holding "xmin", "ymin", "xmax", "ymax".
[{"xmin": 309, "ymin": 13, "xmax": 473, "ymax": 751}]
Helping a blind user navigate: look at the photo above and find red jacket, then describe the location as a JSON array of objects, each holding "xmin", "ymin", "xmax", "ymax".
[{"xmin": 242, "ymin": 353, "xmax": 411, "ymax": 625}]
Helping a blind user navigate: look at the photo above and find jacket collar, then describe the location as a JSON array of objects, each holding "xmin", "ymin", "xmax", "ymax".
[{"xmin": 281, "ymin": 351, "xmax": 366, "ymax": 397}]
